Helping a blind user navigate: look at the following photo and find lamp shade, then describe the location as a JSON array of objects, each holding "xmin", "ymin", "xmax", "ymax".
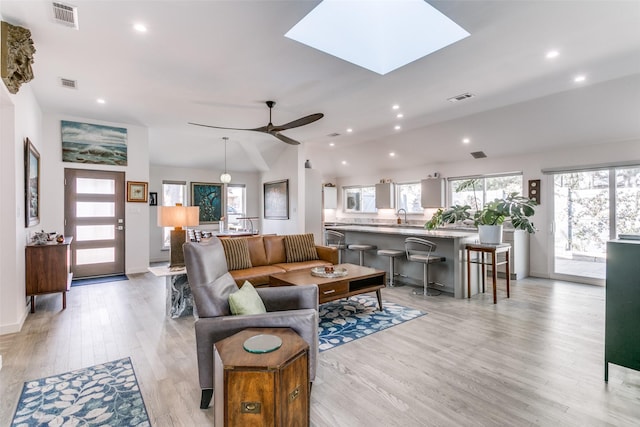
[{"xmin": 158, "ymin": 205, "xmax": 200, "ymax": 228}]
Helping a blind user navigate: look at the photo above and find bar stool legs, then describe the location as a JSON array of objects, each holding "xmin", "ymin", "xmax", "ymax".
[
  {"xmin": 348, "ymin": 244, "xmax": 377, "ymax": 266},
  {"xmin": 377, "ymin": 249, "xmax": 404, "ymax": 287}
]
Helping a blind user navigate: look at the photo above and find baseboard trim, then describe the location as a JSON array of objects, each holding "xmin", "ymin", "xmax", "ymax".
[{"xmin": 0, "ymin": 306, "xmax": 28, "ymax": 336}]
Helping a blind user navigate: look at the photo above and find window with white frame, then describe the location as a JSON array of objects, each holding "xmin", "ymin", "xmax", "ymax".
[
  {"xmin": 396, "ymin": 182, "xmax": 422, "ymax": 213},
  {"xmin": 226, "ymin": 184, "xmax": 246, "ymax": 230},
  {"xmin": 449, "ymin": 173, "xmax": 523, "ymax": 212},
  {"xmin": 343, "ymin": 186, "xmax": 376, "ymax": 213},
  {"xmin": 161, "ymin": 180, "xmax": 187, "ymax": 249}
]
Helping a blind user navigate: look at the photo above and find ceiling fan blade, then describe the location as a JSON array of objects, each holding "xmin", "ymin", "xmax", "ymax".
[
  {"xmin": 271, "ymin": 132, "xmax": 301, "ymax": 145},
  {"xmin": 188, "ymin": 122, "xmax": 269, "ymax": 132},
  {"xmin": 270, "ymin": 113, "xmax": 324, "ymax": 132}
]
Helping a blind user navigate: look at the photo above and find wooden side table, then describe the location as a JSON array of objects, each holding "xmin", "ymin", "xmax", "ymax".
[
  {"xmin": 466, "ymin": 243, "xmax": 511, "ymax": 304},
  {"xmin": 214, "ymin": 328, "xmax": 309, "ymax": 427},
  {"xmin": 25, "ymin": 237, "xmax": 73, "ymax": 312}
]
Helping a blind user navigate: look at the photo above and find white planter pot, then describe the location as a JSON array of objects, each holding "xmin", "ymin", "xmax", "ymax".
[{"xmin": 478, "ymin": 224, "xmax": 503, "ymax": 244}]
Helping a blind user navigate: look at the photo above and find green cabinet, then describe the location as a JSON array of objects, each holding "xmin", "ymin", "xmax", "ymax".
[{"xmin": 605, "ymin": 239, "xmax": 640, "ymax": 381}]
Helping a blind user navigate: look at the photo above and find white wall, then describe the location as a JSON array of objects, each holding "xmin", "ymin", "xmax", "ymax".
[
  {"xmin": 0, "ymin": 84, "xmax": 41, "ymax": 334},
  {"xmin": 40, "ymin": 114, "xmax": 150, "ymax": 275},
  {"xmin": 148, "ymin": 165, "xmax": 261, "ymax": 262},
  {"xmin": 334, "ymin": 138, "xmax": 640, "ymax": 278}
]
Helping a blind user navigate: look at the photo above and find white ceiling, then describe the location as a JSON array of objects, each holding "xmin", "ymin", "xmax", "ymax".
[{"xmin": 2, "ymin": 0, "xmax": 640, "ymax": 177}]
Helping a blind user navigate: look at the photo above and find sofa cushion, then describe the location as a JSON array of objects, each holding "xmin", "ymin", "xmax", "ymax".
[
  {"xmin": 264, "ymin": 235, "xmax": 286, "ymax": 265},
  {"xmin": 284, "ymin": 233, "xmax": 319, "ymax": 263},
  {"xmin": 220, "ymin": 237, "xmax": 252, "ymax": 271},
  {"xmin": 191, "ymin": 271, "xmax": 239, "ymax": 318},
  {"xmin": 228, "ymin": 281, "xmax": 267, "ymax": 315},
  {"xmin": 246, "ymin": 235, "xmax": 268, "ymax": 267},
  {"xmin": 230, "ymin": 265, "xmax": 286, "ymax": 287}
]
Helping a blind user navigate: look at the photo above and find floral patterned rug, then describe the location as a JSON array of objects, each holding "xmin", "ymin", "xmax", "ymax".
[
  {"xmin": 11, "ymin": 357, "xmax": 150, "ymax": 427},
  {"xmin": 318, "ymin": 295, "xmax": 425, "ymax": 352}
]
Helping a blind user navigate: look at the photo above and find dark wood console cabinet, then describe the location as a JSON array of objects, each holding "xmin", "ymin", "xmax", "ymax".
[{"xmin": 25, "ymin": 237, "xmax": 73, "ymax": 313}]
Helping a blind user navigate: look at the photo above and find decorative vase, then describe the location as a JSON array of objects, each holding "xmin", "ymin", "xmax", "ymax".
[{"xmin": 478, "ymin": 224, "xmax": 503, "ymax": 244}]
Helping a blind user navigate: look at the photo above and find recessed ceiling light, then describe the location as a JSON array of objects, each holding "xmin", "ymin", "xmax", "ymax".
[
  {"xmin": 285, "ymin": 0, "xmax": 469, "ymax": 75},
  {"xmin": 396, "ymin": 113, "xmax": 404, "ymax": 118},
  {"xmin": 394, "ymin": 125, "xmax": 401, "ymax": 130},
  {"xmin": 546, "ymin": 50, "xmax": 559, "ymax": 59},
  {"xmin": 389, "ymin": 152, "xmax": 396, "ymax": 157},
  {"xmin": 462, "ymin": 138, "xmax": 470, "ymax": 144},
  {"xmin": 133, "ymin": 23, "xmax": 147, "ymax": 33},
  {"xmin": 346, "ymin": 128, "xmax": 353, "ymax": 133},
  {"xmin": 392, "ymin": 104, "xmax": 400, "ymax": 110},
  {"xmin": 329, "ymin": 142, "xmax": 335, "ymax": 147},
  {"xmin": 574, "ymin": 74, "xmax": 586, "ymax": 83},
  {"xmin": 96, "ymin": 98, "xmax": 106, "ymax": 104},
  {"xmin": 341, "ymin": 160, "xmax": 347, "ymax": 165}
]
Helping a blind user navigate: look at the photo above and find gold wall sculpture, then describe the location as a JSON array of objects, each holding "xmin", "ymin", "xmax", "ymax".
[{"xmin": 1, "ymin": 21, "xmax": 36, "ymax": 94}]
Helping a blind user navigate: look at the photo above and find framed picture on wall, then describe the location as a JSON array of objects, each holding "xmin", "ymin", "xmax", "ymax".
[
  {"xmin": 24, "ymin": 138, "xmax": 40, "ymax": 227},
  {"xmin": 264, "ymin": 179, "xmax": 289, "ymax": 219},
  {"xmin": 127, "ymin": 181, "xmax": 148, "ymax": 202},
  {"xmin": 191, "ymin": 182, "xmax": 223, "ymax": 223}
]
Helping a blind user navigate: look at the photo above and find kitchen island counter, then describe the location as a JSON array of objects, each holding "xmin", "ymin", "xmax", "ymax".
[{"xmin": 325, "ymin": 225, "xmax": 479, "ymax": 298}]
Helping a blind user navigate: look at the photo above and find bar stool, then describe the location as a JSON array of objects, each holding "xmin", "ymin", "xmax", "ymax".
[
  {"xmin": 377, "ymin": 249, "xmax": 404, "ymax": 287},
  {"xmin": 405, "ymin": 237, "xmax": 445, "ymax": 296},
  {"xmin": 348, "ymin": 244, "xmax": 377, "ymax": 266},
  {"xmin": 325, "ymin": 230, "xmax": 346, "ymax": 264}
]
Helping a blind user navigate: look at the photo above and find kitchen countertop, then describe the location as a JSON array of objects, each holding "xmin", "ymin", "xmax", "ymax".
[{"xmin": 325, "ymin": 224, "xmax": 478, "ymax": 239}]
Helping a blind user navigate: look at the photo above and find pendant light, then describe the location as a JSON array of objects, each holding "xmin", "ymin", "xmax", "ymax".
[{"xmin": 220, "ymin": 136, "xmax": 231, "ymax": 183}]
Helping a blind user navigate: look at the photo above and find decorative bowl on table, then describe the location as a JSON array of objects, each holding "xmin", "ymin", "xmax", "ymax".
[{"xmin": 310, "ymin": 266, "xmax": 348, "ymax": 278}]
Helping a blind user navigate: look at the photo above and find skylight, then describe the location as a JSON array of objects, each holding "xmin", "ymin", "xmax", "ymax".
[{"xmin": 285, "ymin": 0, "xmax": 470, "ymax": 75}]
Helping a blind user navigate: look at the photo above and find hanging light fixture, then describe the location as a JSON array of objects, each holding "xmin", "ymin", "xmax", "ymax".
[{"xmin": 220, "ymin": 136, "xmax": 231, "ymax": 183}]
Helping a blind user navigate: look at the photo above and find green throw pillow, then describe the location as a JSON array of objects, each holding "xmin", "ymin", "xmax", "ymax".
[{"xmin": 228, "ymin": 281, "xmax": 267, "ymax": 315}]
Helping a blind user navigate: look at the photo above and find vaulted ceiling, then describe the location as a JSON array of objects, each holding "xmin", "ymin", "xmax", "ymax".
[{"xmin": 2, "ymin": 0, "xmax": 639, "ymax": 177}]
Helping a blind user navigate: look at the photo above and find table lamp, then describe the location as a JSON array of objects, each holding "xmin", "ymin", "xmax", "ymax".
[{"xmin": 158, "ymin": 204, "xmax": 200, "ymax": 269}]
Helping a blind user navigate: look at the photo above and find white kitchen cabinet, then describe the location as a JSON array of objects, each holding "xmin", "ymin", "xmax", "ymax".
[
  {"xmin": 420, "ymin": 178, "xmax": 445, "ymax": 208},
  {"xmin": 375, "ymin": 183, "xmax": 395, "ymax": 209},
  {"xmin": 323, "ymin": 186, "xmax": 337, "ymax": 209}
]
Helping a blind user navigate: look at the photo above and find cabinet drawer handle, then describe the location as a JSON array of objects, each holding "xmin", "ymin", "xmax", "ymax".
[
  {"xmin": 289, "ymin": 386, "xmax": 301, "ymax": 402},
  {"xmin": 241, "ymin": 402, "xmax": 261, "ymax": 414},
  {"xmin": 323, "ymin": 289, "xmax": 336, "ymax": 295}
]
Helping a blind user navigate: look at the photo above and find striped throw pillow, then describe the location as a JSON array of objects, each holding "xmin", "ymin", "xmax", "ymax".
[
  {"xmin": 220, "ymin": 238, "xmax": 252, "ymax": 271},
  {"xmin": 284, "ymin": 233, "xmax": 319, "ymax": 263}
]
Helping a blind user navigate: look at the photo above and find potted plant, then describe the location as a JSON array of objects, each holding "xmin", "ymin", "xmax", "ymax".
[
  {"xmin": 424, "ymin": 204, "xmax": 472, "ymax": 230},
  {"xmin": 474, "ymin": 192, "xmax": 537, "ymax": 243},
  {"xmin": 425, "ymin": 192, "xmax": 537, "ymax": 243}
]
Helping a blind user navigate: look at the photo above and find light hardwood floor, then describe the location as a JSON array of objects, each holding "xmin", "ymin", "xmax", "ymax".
[{"xmin": 1, "ymin": 273, "xmax": 639, "ymax": 426}]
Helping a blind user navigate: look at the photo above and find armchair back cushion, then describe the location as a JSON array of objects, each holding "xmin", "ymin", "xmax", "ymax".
[{"xmin": 183, "ymin": 238, "xmax": 239, "ymax": 317}]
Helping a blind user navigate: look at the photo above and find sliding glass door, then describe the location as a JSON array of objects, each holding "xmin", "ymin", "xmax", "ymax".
[{"xmin": 551, "ymin": 166, "xmax": 640, "ymax": 283}]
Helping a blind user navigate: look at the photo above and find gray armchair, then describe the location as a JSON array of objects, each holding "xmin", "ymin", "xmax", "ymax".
[{"xmin": 183, "ymin": 237, "xmax": 319, "ymax": 409}]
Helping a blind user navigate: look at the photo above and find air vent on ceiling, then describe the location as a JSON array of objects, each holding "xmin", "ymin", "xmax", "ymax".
[
  {"xmin": 52, "ymin": 2, "xmax": 79, "ymax": 29},
  {"xmin": 60, "ymin": 78, "xmax": 77, "ymax": 89},
  {"xmin": 447, "ymin": 92, "xmax": 475, "ymax": 103},
  {"xmin": 470, "ymin": 151, "xmax": 487, "ymax": 159},
  {"xmin": 327, "ymin": 132, "xmax": 341, "ymax": 137}
]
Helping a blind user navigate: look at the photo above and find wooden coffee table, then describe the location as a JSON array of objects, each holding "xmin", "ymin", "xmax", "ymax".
[{"xmin": 269, "ymin": 263, "xmax": 386, "ymax": 310}]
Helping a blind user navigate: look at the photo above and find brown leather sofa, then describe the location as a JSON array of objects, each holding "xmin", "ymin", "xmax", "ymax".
[{"xmin": 222, "ymin": 234, "xmax": 338, "ymax": 286}]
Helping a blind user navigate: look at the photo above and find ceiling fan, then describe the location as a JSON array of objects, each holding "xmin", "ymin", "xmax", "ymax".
[{"xmin": 189, "ymin": 101, "xmax": 323, "ymax": 145}]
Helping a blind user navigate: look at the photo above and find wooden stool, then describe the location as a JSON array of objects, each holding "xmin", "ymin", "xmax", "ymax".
[
  {"xmin": 377, "ymin": 249, "xmax": 404, "ymax": 287},
  {"xmin": 466, "ymin": 243, "xmax": 511, "ymax": 304}
]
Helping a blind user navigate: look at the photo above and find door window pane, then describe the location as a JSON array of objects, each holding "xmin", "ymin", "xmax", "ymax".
[
  {"xmin": 76, "ymin": 178, "xmax": 115, "ymax": 194},
  {"xmin": 616, "ymin": 167, "xmax": 640, "ymax": 237},
  {"xmin": 76, "ymin": 247, "xmax": 115, "ymax": 265},
  {"xmin": 553, "ymin": 171, "xmax": 609, "ymax": 279},
  {"xmin": 76, "ymin": 202, "xmax": 115, "ymax": 217},
  {"xmin": 76, "ymin": 225, "xmax": 115, "ymax": 241}
]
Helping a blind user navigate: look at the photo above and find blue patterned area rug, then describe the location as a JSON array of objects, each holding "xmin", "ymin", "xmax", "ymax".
[
  {"xmin": 318, "ymin": 295, "xmax": 425, "ymax": 352},
  {"xmin": 11, "ymin": 357, "xmax": 150, "ymax": 427}
]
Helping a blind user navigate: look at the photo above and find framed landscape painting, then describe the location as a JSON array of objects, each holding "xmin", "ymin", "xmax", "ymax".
[
  {"xmin": 24, "ymin": 138, "xmax": 40, "ymax": 227},
  {"xmin": 61, "ymin": 120, "xmax": 128, "ymax": 166},
  {"xmin": 264, "ymin": 179, "xmax": 289, "ymax": 219},
  {"xmin": 191, "ymin": 182, "xmax": 223, "ymax": 223}
]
